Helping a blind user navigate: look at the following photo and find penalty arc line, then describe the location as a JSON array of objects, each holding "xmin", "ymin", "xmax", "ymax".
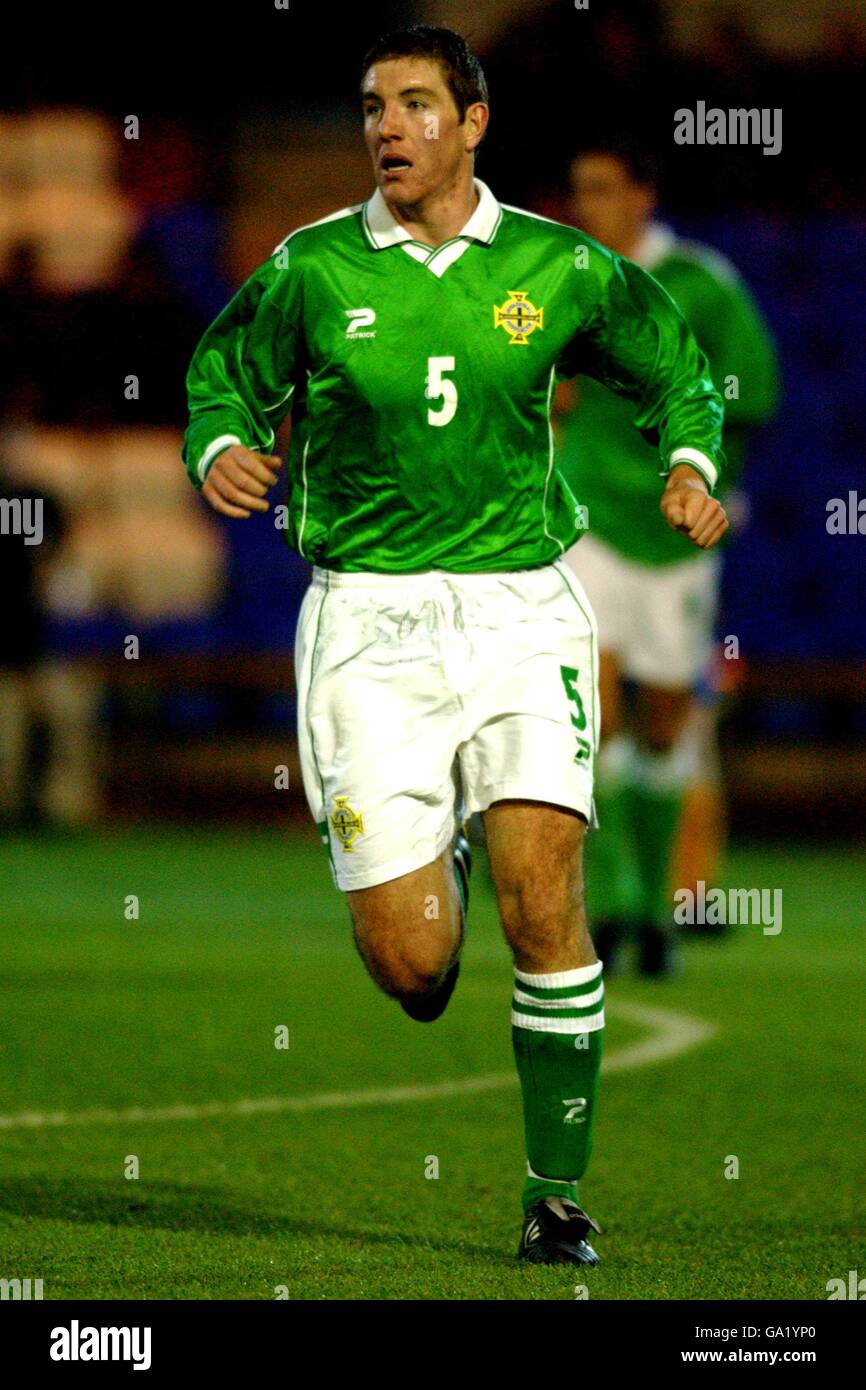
[{"xmin": 0, "ymin": 1000, "xmax": 716, "ymax": 1132}]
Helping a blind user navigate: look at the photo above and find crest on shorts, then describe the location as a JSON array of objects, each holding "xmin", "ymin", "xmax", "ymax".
[
  {"xmin": 330, "ymin": 796, "xmax": 365, "ymax": 852},
  {"xmin": 494, "ymin": 291, "xmax": 544, "ymax": 345}
]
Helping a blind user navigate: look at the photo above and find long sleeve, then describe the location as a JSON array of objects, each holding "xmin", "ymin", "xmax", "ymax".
[
  {"xmin": 689, "ymin": 270, "xmax": 779, "ymax": 432},
  {"xmin": 556, "ymin": 250, "xmax": 726, "ymax": 491},
  {"xmin": 688, "ymin": 271, "xmax": 779, "ymax": 488},
  {"xmin": 181, "ymin": 254, "xmax": 300, "ymax": 490}
]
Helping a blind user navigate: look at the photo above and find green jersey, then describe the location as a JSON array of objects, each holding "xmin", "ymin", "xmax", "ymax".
[
  {"xmin": 556, "ymin": 224, "xmax": 779, "ymax": 567},
  {"xmin": 182, "ymin": 181, "xmax": 724, "ymax": 574}
]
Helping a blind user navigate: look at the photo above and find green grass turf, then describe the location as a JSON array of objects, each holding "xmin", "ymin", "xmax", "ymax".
[{"xmin": 0, "ymin": 826, "xmax": 864, "ymax": 1300}]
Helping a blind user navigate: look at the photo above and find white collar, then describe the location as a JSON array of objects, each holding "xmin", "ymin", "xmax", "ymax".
[
  {"xmin": 363, "ymin": 177, "xmax": 501, "ymax": 252},
  {"xmin": 628, "ymin": 222, "xmax": 678, "ymax": 271}
]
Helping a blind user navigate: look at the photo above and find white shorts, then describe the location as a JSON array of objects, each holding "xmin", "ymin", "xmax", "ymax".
[
  {"xmin": 562, "ymin": 534, "xmax": 720, "ymax": 689},
  {"xmin": 294, "ymin": 560, "xmax": 600, "ymax": 891}
]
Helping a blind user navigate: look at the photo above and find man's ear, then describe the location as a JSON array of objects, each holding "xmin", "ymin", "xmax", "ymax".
[{"xmin": 465, "ymin": 102, "xmax": 489, "ymax": 154}]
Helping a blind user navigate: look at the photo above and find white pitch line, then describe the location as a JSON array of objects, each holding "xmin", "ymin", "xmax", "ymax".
[
  {"xmin": 603, "ymin": 999, "xmax": 717, "ymax": 1073},
  {"xmin": 0, "ymin": 1000, "xmax": 715, "ymax": 1132}
]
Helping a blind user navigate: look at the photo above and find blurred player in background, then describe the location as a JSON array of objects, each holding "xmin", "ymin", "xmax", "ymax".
[{"xmin": 556, "ymin": 145, "xmax": 779, "ymax": 974}]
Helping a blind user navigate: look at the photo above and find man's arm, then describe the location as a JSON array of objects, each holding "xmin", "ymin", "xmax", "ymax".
[
  {"xmin": 691, "ymin": 266, "xmax": 780, "ymax": 435},
  {"xmin": 182, "ymin": 253, "xmax": 299, "ymax": 517},
  {"xmin": 689, "ymin": 271, "xmax": 780, "ymax": 494},
  {"xmin": 558, "ymin": 248, "xmax": 728, "ymax": 547}
]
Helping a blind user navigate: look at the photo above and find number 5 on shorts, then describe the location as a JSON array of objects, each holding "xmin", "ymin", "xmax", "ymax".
[{"xmin": 559, "ymin": 664, "xmax": 592, "ymax": 764}]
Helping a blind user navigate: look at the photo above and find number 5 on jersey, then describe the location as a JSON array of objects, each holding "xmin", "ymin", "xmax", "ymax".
[{"xmin": 426, "ymin": 356, "xmax": 457, "ymax": 426}]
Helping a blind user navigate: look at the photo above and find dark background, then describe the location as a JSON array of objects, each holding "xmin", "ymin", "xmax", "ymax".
[{"xmin": 2, "ymin": 0, "xmax": 864, "ymax": 830}]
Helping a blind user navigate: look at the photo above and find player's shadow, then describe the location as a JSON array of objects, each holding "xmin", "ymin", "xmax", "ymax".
[{"xmin": 0, "ymin": 1178, "xmax": 513, "ymax": 1266}]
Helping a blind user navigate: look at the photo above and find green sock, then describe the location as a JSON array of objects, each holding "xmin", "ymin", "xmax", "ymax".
[
  {"xmin": 622, "ymin": 742, "xmax": 690, "ymax": 927},
  {"xmin": 512, "ymin": 963, "xmax": 605, "ymax": 1213},
  {"xmin": 585, "ymin": 734, "xmax": 641, "ymax": 925}
]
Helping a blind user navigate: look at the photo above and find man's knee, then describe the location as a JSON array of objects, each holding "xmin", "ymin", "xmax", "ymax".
[
  {"xmin": 498, "ymin": 866, "xmax": 584, "ymax": 947},
  {"xmin": 493, "ymin": 825, "xmax": 587, "ymax": 953},
  {"xmin": 381, "ymin": 956, "xmax": 448, "ymax": 1001},
  {"xmin": 638, "ymin": 723, "xmax": 679, "ymax": 755},
  {"xmin": 635, "ymin": 686, "xmax": 693, "ymax": 753},
  {"xmin": 482, "ymin": 801, "xmax": 592, "ymax": 971},
  {"xmin": 346, "ymin": 851, "xmax": 462, "ymax": 999},
  {"xmin": 356, "ymin": 920, "xmax": 456, "ymax": 998},
  {"xmin": 501, "ymin": 879, "xmax": 594, "ymax": 975}
]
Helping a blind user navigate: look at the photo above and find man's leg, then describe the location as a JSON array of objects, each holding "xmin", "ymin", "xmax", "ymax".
[
  {"xmin": 624, "ymin": 683, "xmax": 694, "ymax": 942},
  {"xmin": 483, "ymin": 799, "xmax": 604, "ymax": 1222},
  {"xmin": 618, "ymin": 551, "xmax": 720, "ymax": 967},
  {"xmin": 669, "ymin": 693, "xmax": 728, "ymax": 933},
  {"xmin": 294, "ymin": 569, "xmax": 472, "ymax": 1012},
  {"xmin": 561, "ymin": 537, "xmax": 638, "ymax": 965},
  {"xmin": 584, "ymin": 649, "xmax": 641, "ymax": 959},
  {"xmin": 345, "ymin": 839, "xmax": 465, "ymax": 1006}
]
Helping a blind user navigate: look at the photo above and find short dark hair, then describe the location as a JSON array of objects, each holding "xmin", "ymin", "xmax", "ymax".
[
  {"xmin": 572, "ymin": 141, "xmax": 659, "ymax": 190},
  {"xmin": 360, "ymin": 24, "xmax": 489, "ymax": 124}
]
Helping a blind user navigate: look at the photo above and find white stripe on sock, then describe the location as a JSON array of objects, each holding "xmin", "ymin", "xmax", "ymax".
[
  {"xmin": 627, "ymin": 741, "xmax": 695, "ymax": 793},
  {"xmin": 511, "ymin": 1008, "xmax": 605, "ymax": 1035},
  {"xmin": 514, "ymin": 961, "xmax": 603, "ymax": 990},
  {"xmin": 512, "ymin": 983, "xmax": 605, "ymax": 1010},
  {"xmin": 597, "ymin": 732, "xmax": 632, "ymax": 783}
]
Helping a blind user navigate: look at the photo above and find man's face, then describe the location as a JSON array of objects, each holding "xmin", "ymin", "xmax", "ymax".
[
  {"xmin": 569, "ymin": 153, "xmax": 654, "ymax": 254},
  {"xmin": 361, "ymin": 56, "xmax": 478, "ymax": 205}
]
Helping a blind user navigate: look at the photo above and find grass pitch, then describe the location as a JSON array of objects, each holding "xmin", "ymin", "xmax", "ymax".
[{"xmin": 0, "ymin": 826, "xmax": 863, "ymax": 1300}]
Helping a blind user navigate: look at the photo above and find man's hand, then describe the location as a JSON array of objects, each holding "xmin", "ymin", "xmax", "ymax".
[
  {"xmin": 202, "ymin": 445, "xmax": 282, "ymax": 518},
  {"xmin": 660, "ymin": 464, "xmax": 729, "ymax": 550}
]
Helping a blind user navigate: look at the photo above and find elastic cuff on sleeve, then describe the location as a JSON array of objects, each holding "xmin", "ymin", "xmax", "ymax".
[
  {"xmin": 661, "ymin": 447, "xmax": 718, "ymax": 492},
  {"xmin": 197, "ymin": 434, "xmax": 244, "ymax": 483}
]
